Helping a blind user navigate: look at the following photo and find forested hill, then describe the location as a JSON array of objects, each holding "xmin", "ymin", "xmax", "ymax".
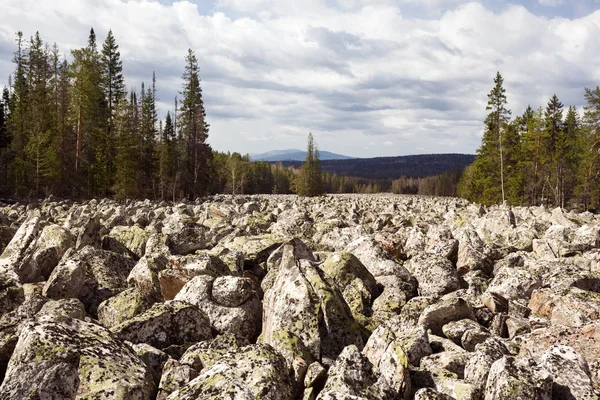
[{"xmin": 278, "ymin": 153, "xmax": 475, "ymax": 180}]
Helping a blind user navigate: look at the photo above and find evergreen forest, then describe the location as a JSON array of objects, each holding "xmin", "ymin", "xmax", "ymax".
[
  {"xmin": 458, "ymin": 72, "xmax": 600, "ymax": 211},
  {"xmin": 1, "ymin": 29, "xmax": 599, "ymax": 207}
]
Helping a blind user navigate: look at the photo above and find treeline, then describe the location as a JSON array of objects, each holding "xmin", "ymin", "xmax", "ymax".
[
  {"xmin": 0, "ymin": 29, "xmax": 211, "ymax": 200},
  {"xmin": 460, "ymin": 72, "xmax": 600, "ymax": 210},
  {"xmin": 0, "ymin": 28, "xmax": 466, "ymax": 200}
]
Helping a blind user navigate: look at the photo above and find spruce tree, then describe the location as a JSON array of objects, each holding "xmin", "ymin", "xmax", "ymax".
[
  {"xmin": 295, "ymin": 132, "xmax": 324, "ymax": 197},
  {"xmin": 178, "ymin": 49, "xmax": 211, "ymax": 199},
  {"xmin": 70, "ymin": 28, "xmax": 107, "ymax": 196},
  {"xmin": 580, "ymin": 87, "xmax": 600, "ymax": 209},
  {"xmin": 9, "ymin": 31, "xmax": 29, "ymax": 195},
  {"xmin": 462, "ymin": 72, "xmax": 512, "ymax": 205},
  {"xmin": 486, "ymin": 72, "xmax": 511, "ymax": 203},
  {"xmin": 101, "ymin": 29, "xmax": 125, "ymax": 194},
  {"xmin": 159, "ymin": 111, "xmax": 176, "ymax": 200},
  {"xmin": 519, "ymin": 106, "xmax": 544, "ymax": 205},
  {"xmin": 543, "ymin": 94, "xmax": 564, "ymax": 205}
]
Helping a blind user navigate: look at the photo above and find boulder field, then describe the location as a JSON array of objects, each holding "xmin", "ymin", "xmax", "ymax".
[{"xmin": 0, "ymin": 193, "xmax": 599, "ymax": 399}]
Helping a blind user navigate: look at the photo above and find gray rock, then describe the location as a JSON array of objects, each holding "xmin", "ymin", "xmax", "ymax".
[
  {"xmin": 175, "ymin": 275, "xmax": 262, "ymax": 341},
  {"xmin": 540, "ymin": 345, "xmax": 598, "ymax": 400},
  {"xmin": 317, "ymin": 345, "xmax": 397, "ymax": 400},
  {"xmin": 405, "ymin": 254, "xmax": 460, "ymax": 297},
  {"xmin": 97, "ymin": 288, "xmax": 152, "ymax": 328},
  {"xmin": 418, "ymin": 297, "xmax": 476, "ymax": 335},
  {"xmin": 211, "ymin": 276, "xmax": 254, "ymax": 307},
  {"xmin": 484, "ymin": 356, "xmax": 552, "ymax": 400},
  {"xmin": 111, "ymin": 300, "xmax": 212, "ymax": 349},
  {"xmin": 167, "ymin": 344, "xmax": 295, "ymax": 400},
  {"xmin": 103, "ymin": 224, "xmax": 149, "ymax": 260},
  {"xmin": 464, "ymin": 337, "xmax": 511, "ymax": 390},
  {"xmin": 261, "ymin": 243, "xmax": 367, "ymax": 367},
  {"xmin": 132, "ymin": 343, "xmax": 171, "ymax": 387},
  {"xmin": 0, "ymin": 314, "xmax": 155, "ymax": 399},
  {"xmin": 157, "ymin": 358, "xmax": 198, "ymax": 400},
  {"xmin": 0, "ymin": 214, "xmax": 41, "ymax": 282},
  {"xmin": 43, "ymin": 245, "xmax": 136, "ymax": 316}
]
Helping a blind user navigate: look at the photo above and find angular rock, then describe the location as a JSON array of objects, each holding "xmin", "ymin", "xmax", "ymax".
[
  {"xmin": 167, "ymin": 344, "xmax": 294, "ymax": 400},
  {"xmin": 261, "ymin": 243, "xmax": 366, "ymax": 367},
  {"xmin": 484, "ymin": 356, "xmax": 552, "ymax": 400},
  {"xmin": 211, "ymin": 276, "xmax": 254, "ymax": 307},
  {"xmin": 97, "ymin": 288, "xmax": 152, "ymax": 328},
  {"xmin": 111, "ymin": 300, "xmax": 212, "ymax": 349},
  {"xmin": 29, "ymin": 224, "xmax": 75, "ymax": 280},
  {"xmin": 0, "ymin": 314, "xmax": 155, "ymax": 399},
  {"xmin": 317, "ymin": 345, "xmax": 396, "ymax": 400},
  {"xmin": 418, "ymin": 297, "xmax": 476, "ymax": 335},
  {"xmin": 175, "ymin": 275, "xmax": 262, "ymax": 341},
  {"xmin": 103, "ymin": 224, "xmax": 149, "ymax": 260},
  {"xmin": 405, "ymin": 254, "xmax": 461, "ymax": 298},
  {"xmin": 133, "ymin": 343, "xmax": 171, "ymax": 387},
  {"xmin": 43, "ymin": 246, "xmax": 136, "ymax": 316},
  {"xmin": 127, "ymin": 255, "xmax": 168, "ymax": 302},
  {"xmin": 540, "ymin": 345, "xmax": 597, "ymax": 400},
  {"xmin": 157, "ymin": 358, "xmax": 198, "ymax": 400},
  {"xmin": 0, "ymin": 214, "xmax": 41, "ymax": 282}
]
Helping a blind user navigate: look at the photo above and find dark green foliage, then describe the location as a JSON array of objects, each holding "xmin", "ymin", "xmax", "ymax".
[
  {"xmin": 101, "ymin": 29, "xmax": 125, "ymax": 194},
  {"xmin": 578, "ymin": 87, "xmax": 600, "ymax": 210},
  {"xmin": 294, "ymin": 133, "xmax": 325, "ymax": 197},
  {"xmin": 461, "ymin": 72, "xmax": 518, "ymax": 205},
  {"xmin": 178, "ymin": 49, "xmax": 211, "ymax": 199},
  {"xmin": 462, "ymin": 73, "xmax": 594, "ymax": 209}
]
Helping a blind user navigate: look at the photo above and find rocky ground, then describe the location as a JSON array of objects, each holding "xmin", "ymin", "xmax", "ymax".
[{"xmin": 0, "ymin": 194, "xmax": 598, "ymax": 399}]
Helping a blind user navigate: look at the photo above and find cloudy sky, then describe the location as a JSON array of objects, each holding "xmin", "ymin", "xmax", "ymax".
[{"xmin": 1, "ymin": 0, "xmax": 600, "ymax": 157}]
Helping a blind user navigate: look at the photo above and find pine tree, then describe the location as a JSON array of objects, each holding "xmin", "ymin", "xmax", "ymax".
[
  {"xmin": 579, "ymin": 87, "xmax": 600, "ymax": 210},
  {"xmin": 462, "ymin": 73, "xmax": 513, "ymax": 205},
  {"xmin": 295, "ymin": 132, "xmax": 324, "ymax": 197},
  {"xmin": 101, "ymin": 29, "xmax": 125, "ymax": 194},
  {"xmin": 0, "ymin": 87, "xmax": 9, "ymax": 193},
  {"xmin": 559, "ymin": 106, "xmax": 583, "ymax": 207},
  {"xmin": 8, "ymin": 31, "xmax": 29, "ymax": 195},
  {"xmin": 486, "ymin": 71, "xmax": 511, "ymax": 203},
  {"xmin": 178, "ymin": 49, "xmax": 211, "ymax": 199},
  {"xmin": 543, "ymin": 94, "xmax": 564, "ymax": 206},
  {"xmin": 159, "ymin": 111, "xmax": 176, "ymax": 200},
  {"xmin": 69, "ymin": 28, "xmax": 107, "ymax": 196},
  {"xmin": 519, "ymin": 106, "xmax": 544, "ymax": 205}
]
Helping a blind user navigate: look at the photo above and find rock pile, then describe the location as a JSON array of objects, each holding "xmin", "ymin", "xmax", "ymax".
[{"xmin": 0, "ymin": 194, "xmax": 599, "ymax": 399}]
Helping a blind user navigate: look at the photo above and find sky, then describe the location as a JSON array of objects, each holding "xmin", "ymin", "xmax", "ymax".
[{"xmin": 1, "ymin": 0, "xmax": 600, "ymax": 158}]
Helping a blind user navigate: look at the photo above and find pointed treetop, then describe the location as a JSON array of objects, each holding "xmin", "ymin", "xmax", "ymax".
[{"xmin": 88, "ymin": 28, "xmax": 96, "ymax": 50}]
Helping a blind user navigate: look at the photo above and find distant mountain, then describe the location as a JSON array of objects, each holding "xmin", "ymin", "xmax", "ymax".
[
  {"xmin": 277, "ymin": 153, "xmax": 476, "ymax": 180},
  {"xmin": 250, "ymin": 149, "xmax": 354, "ymax": 162}
]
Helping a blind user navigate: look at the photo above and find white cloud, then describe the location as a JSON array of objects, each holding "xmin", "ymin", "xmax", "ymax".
[{"xmin": 0, "ymin": 0, "xmax": 599, "ymax": 157}]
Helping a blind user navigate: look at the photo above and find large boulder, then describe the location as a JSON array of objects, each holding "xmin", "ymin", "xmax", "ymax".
[
  {"xmin": 167, "ymin": 344, "xmax": 295, "ymax": 400},
  {"xmin": 0, "ymin": 214, "xmax": 41, "ymax": 282},
  {"xmin": 29, "ymin": 224, "xmax": 75, "ymax": 280},
  {"xmin": 261, "ymin": 242, "xmax": 367, "ymax": 367},
  {"xmin": 159, "ymin": 253, "xmax": 230, "ymax": 300},
  {"xmin": 0, "ymin": 314, "xmax": 155, "ymax": 399},
  {"xmin": 405, "ymin": 254, "xmax": 461, "ymax": 297},
  {"xmin": 43, "ymin": 246, "xmax": 136, "ymax": 316},
  {"xmin": 484, "ymin": 356, "xmax": 552, "ymax": 400},
  {"xmin": 418, "ymin": 297, "xmax": 476, "ymax": 335},
  {"xmin": 111, "ymin": 300, "xmax": 212, "ymax": 349},
  {"xmin": 103, "ymin": 224, "xmax": 149, "ymax": 260},
  {"xmin": 175, "ymin": 275, "xmax": 262, "ymax": 341},
  {"xmin": 316, "ymin": 345, "xmax": 398, "ymax": 400},
  {"xmin": 320, "ymin": 252, "xmax": 379, "ymax": 328},
  {"xmin": 97, "ymin": 288, "xmax": 153, "ymax": 328},
  {"xmin": 540, "ymin": 345, "xmax": 597, "ymax": 400}
]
